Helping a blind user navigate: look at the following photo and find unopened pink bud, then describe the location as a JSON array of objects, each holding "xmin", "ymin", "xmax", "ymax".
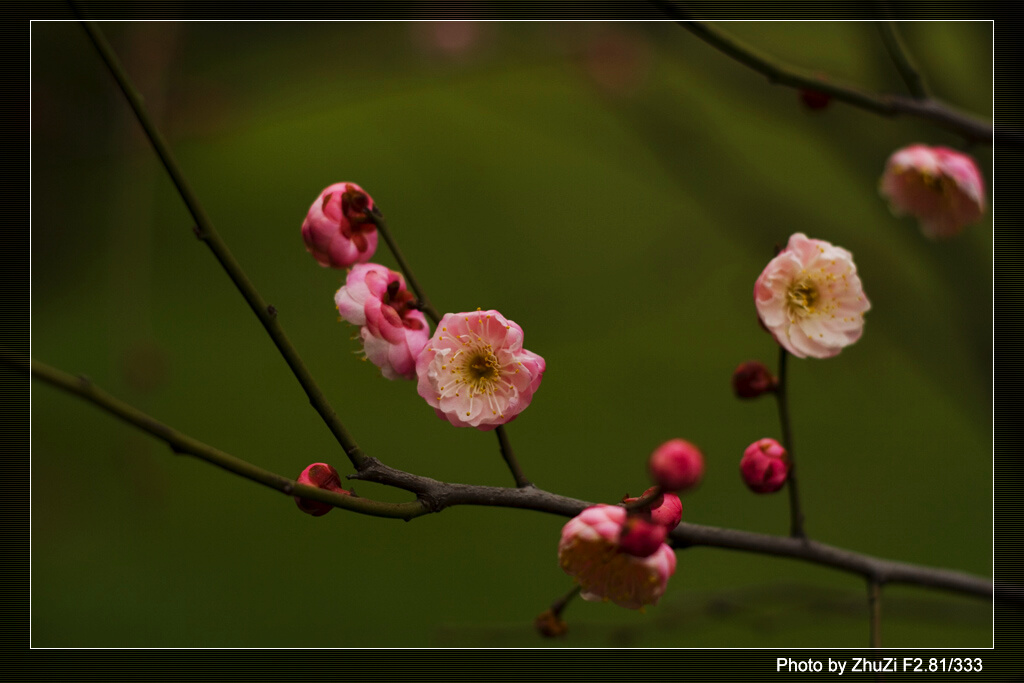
[
  {"xmin": 301, "ymin": 182, "xmax": 378, "ymax": 268},
  {"xmin": 618, "ymin": 515, "xmax": 668, "ymax": 558},
  {"xmin": 732, "ymin": 360, "xmax": 777, "ymax": 399},
  {"xmin": 622, "ymin": 486, "xmax": 683, "ymax": 531},
  {"xmin": 740, "ymin": 438, "xmax": 790, "ymax": 494},
  {"xmin": 294, "ymin": 462, "xmax": 351, "ymax": 516},
  {"xmin": 879, "ymin": 144, "xmax": 985, "ymax": 239},
  {"xmin": 648, "ymin": 439, "xmax": 704, "ymax": 492}
]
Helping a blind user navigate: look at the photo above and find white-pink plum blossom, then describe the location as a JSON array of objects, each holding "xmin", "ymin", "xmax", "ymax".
[
  {"xmin": 334, "ymin": 263, "xmax": 429, "ymax": 381},
  {"xmin": 415, "ymin": 309, "xmax": 545, "ymax": 430},
  {"xmin": 754, "ymin": 233, "xmax": 870, "ymax": 359},
  {"xmin": 301, "ymin": 182, "xmax": 378, "ymax": 268},
  {"xmin": 558, "ymin": 504, "xmax": 676, "ymax": 610},
  {"xmin": 879, "ymin": 144, "xmax": 985, "ymax": 239}
]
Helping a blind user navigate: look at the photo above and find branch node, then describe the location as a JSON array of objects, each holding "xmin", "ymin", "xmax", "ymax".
[
  {"xmin": 283, "ymin": 482, "xmax": 294, "ymax": 495},
  {"xmin": 267, "ymin": 304, "xmax": 277, "ymax": 318}
]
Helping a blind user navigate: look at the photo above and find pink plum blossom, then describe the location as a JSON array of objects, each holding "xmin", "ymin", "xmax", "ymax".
[
  {"xmin": 301, "ymin": 182, "xmax": 378, "ymax": 268},
  {"xmin": 740, "ymin": 438, "xmax": 790, "ymax": 494},
  {"xmin": 880, "ymin": 144, "xmax": 985, "ymax": 239},
  {"xmin": 648, "ymin": 439, "xmax": 704, "ymax": 493},
  {"xmin": 416, "ymin": 309, "xmax": 545, "ymax": 430},
  {"xmin": 754, "ymin": 233, "xmax": 870, "ymax": 359},
  {"xmin": 334, "ymin": 264, "xmax": 429, "ymax": 381},
  {"xmin": 558, "ymin": 504, "xmax": 676, "ymax": 610}
]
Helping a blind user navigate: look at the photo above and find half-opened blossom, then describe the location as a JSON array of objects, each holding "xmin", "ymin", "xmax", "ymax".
[
  {"xmin": 302, "ymin": 182, "xmax": 378, "ymax": 268},
  {"xmin": 416, "ymin": 309, "xmax": 545, "ymax": 430},
  {"xmin": 754, "ymin": 233, "xmax": 870, "ymax": 359},
  {"xmin": 880, "ymin": 144, "xmax": 985, "ymax": 239},
  {"xmin": 558, "ymin": 504, "xmax": 676, "ymax": 610},
  {"xmin": 334, "ymin": 263, "xmax": 429, "ymax": 380}
]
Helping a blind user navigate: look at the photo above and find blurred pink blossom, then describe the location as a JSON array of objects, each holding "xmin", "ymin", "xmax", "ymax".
[
  {"xmin": 558, "ymin": 504, "xmax": 676, "ymax": 610},
  {"xmin": 648, "ymin": 439, "xmax": 704, "ymax": 493},
  {"xmin": 880, "ymin": 144, "xmax": 985, "ymax": 239},
  {"xmin": 416, "ymin": 309, "xmax": 544, "ymax": 430},
  {"xmin": 302, "ymin": 182, "xmax": 377, "ymax": 268},
  {"xmin": 740, "ymin": 438, "xmax": 790, "ymax": 494},
  {"xmin": 754, "ymin": 233, "xmax": 870, "ymax": 359},
  {"xmin": 334, "ymin": 263, "xmax": 429, "ymax": 380}
]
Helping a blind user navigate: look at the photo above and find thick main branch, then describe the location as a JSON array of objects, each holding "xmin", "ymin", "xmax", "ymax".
[{"xmin": 20, "ymin": 353, "xmax": 1000, "ymax": 605}]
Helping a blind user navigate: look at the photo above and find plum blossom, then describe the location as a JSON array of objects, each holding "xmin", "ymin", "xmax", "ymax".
[
  {"xmin": 879, "ymin": 144, "xmax": 985, "ymax": 239},
  {"xmin": 558, "ymin": 504, "xmax": 676, "ymax": 610},
  {"xmin": 334, "ymin": 264, "xmax": 429, "ymax": 380},
  {"xmin": 754, "ymin": 233, "xmax": 870, "ymax": 359},
  {"xmin": 740, "ymin": 438, "xmax": 790, "ymax": 494},
  {"xmin": 416, "ymin": 309, "xmax": 545, "ymax": 430},
  {"xmin": 302, "ymin": 182, "xmax": 378, "ymax": 268}
]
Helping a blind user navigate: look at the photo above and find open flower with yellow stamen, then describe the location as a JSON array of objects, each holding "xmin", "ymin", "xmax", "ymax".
[
  {"xmin": 754, "ymin": 233, "xmax": 870, "ymax": 359},
  {"xmin": 415, "ymin": 309, "xmax": 545, "ymax": 430},
  {"xmin": 558, "ymin": 505, "xmax": 676, "ymax": 610}
]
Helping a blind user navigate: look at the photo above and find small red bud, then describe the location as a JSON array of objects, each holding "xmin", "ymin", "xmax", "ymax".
[
  {"xmin": 740, "ymin": 438, "xmax": 790, "ymax": 494},
  {"xmin": 294, "ymin": 462, "xmax": 351, "ymax": 516},
  {"xmin": 648, "ymin": 439, "xmax": 705, "ymax": 493},
  {"xmin": 799, "ymin": 88, "xmax": 832, "ymax": 110},
  {"xmin": 623, "ymin": 486, "xmax": 683, "ymax": 531},
  {"xmin": 618, "ymin": 515, "xmax": 668, "ymax": 558},
  {"xmin": 732, "ymin": 360, "xmax": 777, "ymax": 399}
]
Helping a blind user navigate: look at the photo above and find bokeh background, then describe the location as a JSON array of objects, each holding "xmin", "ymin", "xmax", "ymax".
[{"xmin": 31, "ymin": 20, "xmax": 992, "ymax": 647}]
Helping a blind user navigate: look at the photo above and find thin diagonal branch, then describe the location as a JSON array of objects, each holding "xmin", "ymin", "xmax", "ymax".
[
  {"xmin": 18, "ymin": 352, "xmax": 1003, "ymax": 604},
  {"xmin": 496, "ymin": 424, "xmax": 532, "ymax": 488},
  {"xmin": 75, "ymin": 18, "xmax": 366, "ymax": 469},
  {"xmin": 647, "ymin": 3, "xmax": 1015, "ymax": 147},
  {"xmin": 365, "ymin": 205, "xmax": 441, "ymax": 326},
  {"xmin": 24, "ymin": 355, "xmax": 425, "ymax": 520},
  {"xmin": 877, "ymin": 21, "xmax": 928, "ymax": 99}
]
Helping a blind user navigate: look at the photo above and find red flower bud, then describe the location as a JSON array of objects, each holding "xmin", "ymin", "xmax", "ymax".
[
  {"xmin": 800, "ymin": 88, "xmax": 831, "ymax": 110},
  {"xmin": 294, "ymin": 462, "xmax": 352, "ymax": 516},
  {"xmin": 732, "ymin": 360, "xmax": 777, "ymax": 399},
  {"xmin": 739, "ymin": 438, "xmax": 790, "ymax": 494},
  {"xmin": 648, "ymin": 439, "xmax": 705, "ymax": 493}
]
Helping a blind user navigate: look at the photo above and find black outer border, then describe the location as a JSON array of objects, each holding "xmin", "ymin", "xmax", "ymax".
[{"xmin": 9, "ymin": 0, "xmax": 1021, "ymax": 679}]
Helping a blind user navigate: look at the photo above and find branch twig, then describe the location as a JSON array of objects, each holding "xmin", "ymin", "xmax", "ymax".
[
  {"xmin": 646, "ymin": 4, "xmax": 1016, "ymax": 147},
  {"xmin": 18, "ymin": 353, "xmax": 1001, "ymax": 605},
  {"xmin": 775, "ymin": 347, "xmax": 806, "ymax": 539},
  {"xmin": 877, "ymin": 21, "xmax": 928, "ymax": 100},
  {"xmin": 75, "ymin": 18, "xmax": 368, "ymax": 470}
]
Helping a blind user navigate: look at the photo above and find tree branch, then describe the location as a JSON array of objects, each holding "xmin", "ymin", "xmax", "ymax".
[
  {"xmin": 364, "ymin": 205, "xmax": 441, "ymax": 326},
  {"xmin": 74, "ymin": 17, "xmax": 368, "ymax": 470},
  {"xmin": 17, "ymin": 352, "xmax": 1002, "ymax": 606},
  {"xmin": 876, "ymin": 21, "xmax": 928, "ymax": 100},
  {"xmin": 868, "ymin": 579, "xmax": 883, "ymax": 649},
  {"xmin": 23, "ymin": 355, "xmax": 425, "ymax": 520},
  {"xmin": 647, "ymin": 3, "xmax": 1017, "ymax": 148}
]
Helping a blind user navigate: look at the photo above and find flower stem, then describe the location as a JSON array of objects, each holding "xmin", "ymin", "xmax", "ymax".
[
  {"xmin": 877, "ymin": 22, "xmax": 928, "ymax": 100},
  {"xmin": 75, "ymin": 18, "xmax": 367, "ymax": 470},
  {"xmin": 496, "ymin": 425, "xmax": 533, "ymax": 488},
  {"xmin": 775, "ymin": 347, "xmax": 806, "ymax": 539},
  {"xmin": 551, "ymin": 585, "xmax": 581, "ymax": 617},
  {"xmin": 868, "ymin": 579, "xmax": 883, "ymax": 649},
  {"xmin": 365, "ymin": 206, "xmax": 442, "ymax": 326}
]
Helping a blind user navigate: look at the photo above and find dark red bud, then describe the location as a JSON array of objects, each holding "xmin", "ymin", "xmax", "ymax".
[{"xmin": 732, "ymin": 360, "xmax": 777, "ymax": 399}]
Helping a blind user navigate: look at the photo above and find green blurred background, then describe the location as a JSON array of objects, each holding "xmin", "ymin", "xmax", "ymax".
[{"xmin": 30, "ymin": 20, "xmax": 992, "ymax": 646}]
